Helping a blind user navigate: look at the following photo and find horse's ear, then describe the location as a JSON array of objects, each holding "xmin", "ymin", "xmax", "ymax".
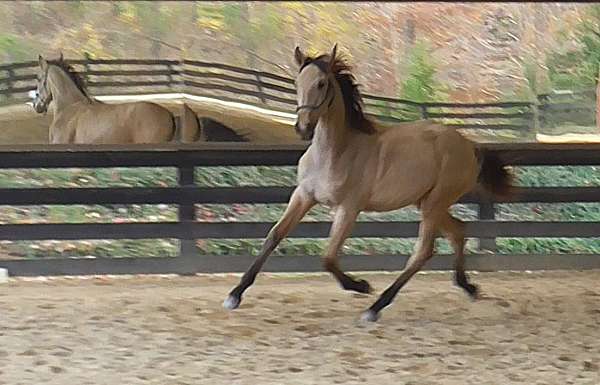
[
  {"xmin": 329, "ymin": 44, "xmax": 338, "ymax": 69},
  {"xmin": 59, "ymin": 52, "xmax": 63, "ymax": 62},
  {"xmin": 294, "ymin": 46, "xmax": 306, "ymax": 67}
]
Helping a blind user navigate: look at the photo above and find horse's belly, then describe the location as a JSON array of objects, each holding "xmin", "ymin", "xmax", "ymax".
[
  {"xmin": 364, "ymin": 166, "xmax": 436, "ymax": 211},
  {"xmin": 365, "ymin": 186, "xmax": 430, "ymax": 211}
]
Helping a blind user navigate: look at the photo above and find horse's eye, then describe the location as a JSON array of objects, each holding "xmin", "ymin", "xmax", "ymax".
[{"xmin": 318, "ymin": 81, "xmax": 325, "ymax": 89}]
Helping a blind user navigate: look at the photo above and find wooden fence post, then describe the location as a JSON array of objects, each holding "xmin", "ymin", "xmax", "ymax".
[
  {"xmin": 530, "ymin": 102, "xmax": 540, "ymax": 136},
  {"xmin": 420, "ymin": 105, "xmax": 429, "ymax": 120},
  {"xmin": 478, "ymin": 197, "xmax": 496, "ymax": 252},
  {"xmin": 255, "ymin": 73, "xmax": 267, "ymax": 105},
  {"xmin": 178, "ymin": 166, "xmax": 196, "ymax": 264},
  {"xmin": 5, "ymin": 68, "xmax": 15, "ymax": 100},
  {"xmin": 83, "ymin": 52, "xmax": 92, "ymax": 86},
  {"xmin": 167, "ymin": 63, "xmax": 174, "ymax": 90},
  {"xmin": 383, "ymin": 101, "xmax": 392, "ymax": 119},
  {"xmin": 596, "ymin": 71, "xmax": 600, "ymax": 131}
]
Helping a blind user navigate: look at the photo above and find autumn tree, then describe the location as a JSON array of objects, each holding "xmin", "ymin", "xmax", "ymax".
[
  {"xmin": 546, "ymin": 4, "xmax": 600, "ymax": 90},
  {"xmin": 398, "ymin": 40, "xmax": 446, "ymax": 102}
]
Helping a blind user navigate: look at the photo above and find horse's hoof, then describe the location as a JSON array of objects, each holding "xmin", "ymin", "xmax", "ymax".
[
  {"xmin": 360, "ymin": 309, "xmax": 380, "ymax": 323},
  {"xmin": 465, "ymin": 284, "xmax": 479, "ymax": 300},
  {"xmin": 223, "ymin": 295, "xmax": 241, "ymax": 310},
  {"xmin": 355, "ymin": 279, "xmax": 373, "ymax": 294}
]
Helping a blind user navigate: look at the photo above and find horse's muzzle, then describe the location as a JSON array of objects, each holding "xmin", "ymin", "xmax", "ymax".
[
  {"xmin": 295, "ymin": 121, "xmax": 315, "ymax": 141},
  {"xmin": 32, "ymin": 100, "xmax": 47, "ymax": 113}
]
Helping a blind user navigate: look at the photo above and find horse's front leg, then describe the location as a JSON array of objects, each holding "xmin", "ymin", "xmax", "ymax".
[
  {"xmin": 223, "ymin": 187, "xmax": 315, "ymax": 310},
  {"xmin": 323, "ymin": 206, "xmax": 372, "ymax": 294}
]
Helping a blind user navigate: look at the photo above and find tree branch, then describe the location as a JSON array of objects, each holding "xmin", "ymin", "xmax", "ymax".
[
  {"xmin": 140, "ymin": 33, "xmax": 183, "ymax": 52},
  {"xmin": 591, "ymin": 28, "xmax": 600, "ymax": 40},
  {"xmin": 182, "ymin": 35, "xmax": 293, "ymax": 77},
  {"xmin": 92, "ymin": 28, "xmax": 293, "ymax": 77}
]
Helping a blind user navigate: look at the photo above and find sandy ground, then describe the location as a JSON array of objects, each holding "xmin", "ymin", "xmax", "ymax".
[{"xmin": 1, "ymin": 271, "xmax": 600, "ymax": 385}]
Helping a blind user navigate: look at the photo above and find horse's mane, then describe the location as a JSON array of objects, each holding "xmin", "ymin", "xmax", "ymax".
[
  {"xmin": 47, "ymin": 58, "xmax": 93, "ymax": 101},
  {"xmin": 299, "ymin": 54, "xmax": 375, "ymax": 135}
]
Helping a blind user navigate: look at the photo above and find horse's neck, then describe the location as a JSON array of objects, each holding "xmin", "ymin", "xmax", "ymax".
[
  {"xmin": 312, "ymin": 96, "xmax": 353, "ymax": 161},
  {"xmin": 48, "ymin": 68, "xmax": 88, "ymax": 113}
]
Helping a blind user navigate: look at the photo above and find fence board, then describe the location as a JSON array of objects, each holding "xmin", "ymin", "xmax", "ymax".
[
  {"xmin": 0, "ymin": 74, "xmax": 37, "ymax": 84},
  {"xmin": 184, "ymin": 59, "xmax": 294, "ymax": 84},
  {"xmin": 444, "ymin": 123, "xmax": 530, "ymax": 131},
  {"xmin": 1, "ymin": 186, "xmax": 600, "ymax": 205},
  {"xmin": 4, "ymin": 253, "xmax": 600, "ymax": 277},
  {"xmin": 2, "ymin": 221, "xmax": 600, "ymax": 241},
  {"xmin": 182, "ymin": 69, "xmax": 296, "ymax": 95},
  {"xmin": 85, "ymin": 69, "xmax": 178, "ymax": 77},
  {"xmin": 1, "ymin": 143, "xmax": 599, "ymax": 168},
  {"xmin": 427, "ymin": 112, "xmax": 533, "ymax": 120},
  {"xmin": 0, "ymin": 85, "xmax": 35, "ymax": 95},
  {"xmin": 183, "ymin": 79, "xmax": 296, "ymax": 105}
]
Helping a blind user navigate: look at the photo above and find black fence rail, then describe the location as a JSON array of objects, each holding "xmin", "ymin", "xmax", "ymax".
[
  {"xmin": 3, "ymin": 58, "xmax": 585, "ymax": 133},
  {"xmin": 0, "ymin": 142, "xmax": 600, "ymax": 276},
  {"xmin": 537, "ymin": 89, "xmax": 596, "ymax": 129}
]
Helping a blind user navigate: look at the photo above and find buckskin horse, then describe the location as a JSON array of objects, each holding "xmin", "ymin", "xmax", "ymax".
[
  {"xmin": 32, "ymin": 54, "xmax": 200, "ymax": 144},
  {"xmin": 224, "ymin": 45, "xmax": 513, "ymax": 322}
]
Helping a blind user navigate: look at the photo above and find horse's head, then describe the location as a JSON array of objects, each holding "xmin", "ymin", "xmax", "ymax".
[
  {"xmin": 293, "ymin": 44, "xmax": 338, "ymax": 141},
  {"xmin": 32, "ymin": 54, "xmax": 60, "ymax": 114}
]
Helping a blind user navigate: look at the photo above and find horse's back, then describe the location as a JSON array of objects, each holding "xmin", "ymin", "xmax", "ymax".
[{"xmin": 85, "ymin": 101, "xmax": 174, "ymax": 144}]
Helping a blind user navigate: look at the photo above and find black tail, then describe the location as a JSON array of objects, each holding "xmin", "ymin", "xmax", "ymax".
[{"xmin": 477, "ymin": 150, "xmax": 513, "ymax": 199}]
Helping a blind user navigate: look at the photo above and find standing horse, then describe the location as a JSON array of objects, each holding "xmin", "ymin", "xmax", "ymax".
[
  {"xmin": 223, "ymin": 45, "xmax": 513, "ymax": 322},
  {"xmin": 32, "ymin": 54, "xmax": 200, "ymax": 144}
]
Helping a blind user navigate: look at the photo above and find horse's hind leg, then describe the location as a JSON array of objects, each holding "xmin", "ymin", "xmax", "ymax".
[
  {"xmin": 323, "ymin": 206, "xmax": 372, "ymax": 294},
  {"xmin": 223, "ymin": 187, "xmax": 315, "ymax": 310},
  {"xmin": 361, "ymin": 217, "xmax": 438, "ymax": 322},
  {"xmin": 439, "ymin": 212, "xmax": 478, "ymax": 299}
]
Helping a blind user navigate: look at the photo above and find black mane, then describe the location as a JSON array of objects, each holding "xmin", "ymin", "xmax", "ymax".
[{"xmin": 47, "ymin": 58, "xmax": 91, "ymax": 100}]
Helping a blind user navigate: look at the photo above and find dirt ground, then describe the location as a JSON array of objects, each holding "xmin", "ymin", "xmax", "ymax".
[{"xmin": 1, "ymin": 271, "xmax": 599, "ymax": 385}]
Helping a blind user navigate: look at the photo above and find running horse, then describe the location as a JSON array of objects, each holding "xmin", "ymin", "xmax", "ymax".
[
  {"xmin": 224, "ymin": 45, "xmax": 513, "ymax": 322},
  {"xmin": 32, "ymin": 54, "xmax": 200, "ymax": 144}
]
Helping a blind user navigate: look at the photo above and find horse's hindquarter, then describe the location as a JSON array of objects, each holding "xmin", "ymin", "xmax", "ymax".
[{"xmin": 124, "ymin": 102, "xmax": 174, "ymax": 143}]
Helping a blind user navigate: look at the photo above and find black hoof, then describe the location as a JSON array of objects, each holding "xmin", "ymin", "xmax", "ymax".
[
  {"xmin": 455, "ymin": 273, "xmax": 479, "ymax": 300},
  {"xmin": 344, "ymin": 278, "xmax": 372, "ymax": 294},
  {"xmin": 462, "ymin": 283, "xmax": 479, "ymax": 300},
  {"xmin": 355, "ymin": 279, "xmax": 373, "ymax": 294},
  {"xmin": 223, "ymin": 295, "xmax": 241, "ymax": 310},
  {"xmin": 360, "ymin": 309, "xmax": 380, "ymax": 323}
]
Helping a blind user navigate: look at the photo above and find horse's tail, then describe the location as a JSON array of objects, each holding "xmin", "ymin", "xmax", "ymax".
[
  {"xmin": 179, "ymin": 103, "xmax": 201, "ymax": 143},
  {"xmin": 476, "ymin": 149, "xmax": 514, "ymax": 199}
]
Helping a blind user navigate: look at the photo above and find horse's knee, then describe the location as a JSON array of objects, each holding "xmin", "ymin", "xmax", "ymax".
[{"xmin": 262, "ymin": 232, "xmax": 280, "ymax": 253}]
